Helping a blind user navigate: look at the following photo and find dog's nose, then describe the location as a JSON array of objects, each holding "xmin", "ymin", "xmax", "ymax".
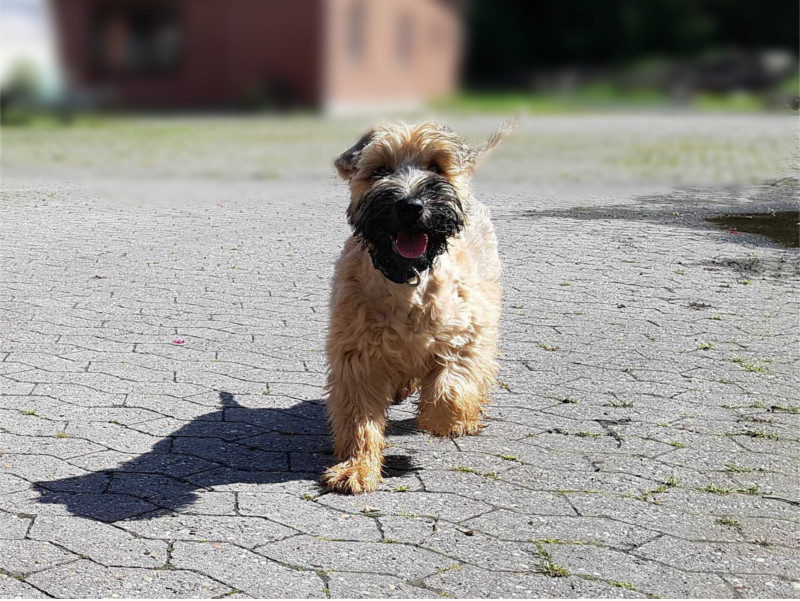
[{"xmin": 396, "ymin": 197, "xmax": 424, "ymax": 223}]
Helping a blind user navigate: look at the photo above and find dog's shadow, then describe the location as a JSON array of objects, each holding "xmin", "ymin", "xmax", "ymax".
[{"xmin": 35, "ymin": 391, "xmax": 419, "ymax": 522}]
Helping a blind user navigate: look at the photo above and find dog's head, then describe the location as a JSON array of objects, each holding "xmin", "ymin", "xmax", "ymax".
[{"xmin": 334, "ymin": 120, "xmax": 514, "ymax": 284}]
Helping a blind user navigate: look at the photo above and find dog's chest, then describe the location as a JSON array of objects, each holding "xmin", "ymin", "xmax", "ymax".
[{"xmin": 375, "ymin": 283, "xmax": 474, "ymax": 350}]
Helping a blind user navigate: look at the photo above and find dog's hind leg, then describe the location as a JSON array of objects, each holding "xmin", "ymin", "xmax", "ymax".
[
  {"xmin": 322, "ymin": 357, "xmax": 393, "ymax": 494},
  {"xmin": 392, "ymin": 378, "xmax": 419, "ymax": 405}
]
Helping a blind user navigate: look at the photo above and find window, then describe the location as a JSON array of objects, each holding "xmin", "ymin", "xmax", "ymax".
[{"xmin": 90, "ymin": 1, "xmax": 182, "ymax": 76}]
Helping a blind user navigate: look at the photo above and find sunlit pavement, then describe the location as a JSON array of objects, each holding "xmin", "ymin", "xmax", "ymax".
[{"xmin": 1, "ymin": 113, "xmax": 798, "ymax": 598}]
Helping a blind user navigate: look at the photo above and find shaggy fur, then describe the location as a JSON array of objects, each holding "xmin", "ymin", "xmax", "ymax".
[{"xmin": 322, "ymin": 120, "xmax": 513, "ymax": 494}]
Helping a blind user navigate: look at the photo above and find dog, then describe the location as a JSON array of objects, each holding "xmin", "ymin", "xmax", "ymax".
[{"xmin": 322, "ymin": 119, "xmax": 514, "ymax": 493}]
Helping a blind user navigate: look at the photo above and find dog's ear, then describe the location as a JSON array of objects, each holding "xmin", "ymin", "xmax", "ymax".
[
  {"xmin": 334, "ymin": 129, "xmax": 376, "ymax": 180},
  {"xmin": 465, "ymin": 116, "xmax": 518, "ymax": 174}
]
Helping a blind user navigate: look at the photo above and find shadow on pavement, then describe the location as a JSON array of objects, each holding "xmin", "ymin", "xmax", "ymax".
[
  {"xmin": 34, "ymin": 391, "xmax": 418, "ymax": 522},
  {"xmin": 513, "ymin": 178, "xmax": 799, "ymax": 250}
]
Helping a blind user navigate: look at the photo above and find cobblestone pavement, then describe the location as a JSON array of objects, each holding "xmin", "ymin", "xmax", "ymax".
[{"xmin": 1, "ymin": 114, "xmax": 798, "ymax": 598}]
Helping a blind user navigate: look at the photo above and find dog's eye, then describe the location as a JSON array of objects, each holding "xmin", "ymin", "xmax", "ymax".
[
  {"xmin": 428, "ymin": 164, "xmax": 443, "ymax": 175},
  {"xmin": 371, "ymin": 167, "xmax": 392, "ymax": 179}
]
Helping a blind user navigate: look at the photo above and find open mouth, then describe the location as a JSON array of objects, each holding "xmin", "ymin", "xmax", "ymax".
[{"xmin": 391, "ymin": 231, "xmax": 428, "ymax": 259}]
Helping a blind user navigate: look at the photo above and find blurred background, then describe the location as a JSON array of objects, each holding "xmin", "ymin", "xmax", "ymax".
[
  {"xmin": 1, "ymin": 0, "xmax": 797, "ymax": 117},
  {"xmin": 1, "ymin": 0, "xmax": 798, "ymax": 197}
]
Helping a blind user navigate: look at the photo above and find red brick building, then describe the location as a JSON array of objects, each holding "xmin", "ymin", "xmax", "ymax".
[{"xmin": 49, "ymin": 0, "xmax": 462, "ymax": 111}]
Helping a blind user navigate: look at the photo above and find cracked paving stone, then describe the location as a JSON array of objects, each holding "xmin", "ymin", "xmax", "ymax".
[
  {"xmin": 171, "ymin": 541, "xmax": 323, "ymax": 598},
  {"xmin": 724, "ymin": 575, "xmax": 800, "ymax": 599},
  {"xmin": 417, "ymin": 470, "xmax": 577, "ymax": 515},
  {"xmin": 0, "ymin": 512, "xmax": 31, "ymax": 539},
  {"xmin": 257, "ymin": 535, "xmax": 453, "ymax": 579},
  {"xmin": 238, "ymin": 493, "xmax": 382, "ymax": 541},
  {"xmin": 326, "ymin": 572, "xmax": 439, "ymax": 598},
  {"xmin": 316, "ymin": 491, "xmax": 494, "ymax": 523},
  {"xmin": 0, "ymin": 574, "xmax": 48, "ymax": 598},
  {"xmin": 119, "ymin": 513, "xmax": 296, "ymax": 549},
  {"xmin": 544, "ymin": 543, "xmax": 734, "ymax": 597},
  {"xmin": 417, "ymin": 524, "xmax": 546, "ymax": 572},
  {"xmin": 0, "ymin": 540, "xmax": 76, "ymax": 575},
  {"xmin": 28, "ymin": 515, "xmax": 168, "ymax": 568},
  {"xmin": 463, "ymin": 509, "xmax": 656, "ymax": 548},
  {"xmin": 635, "ymin": 537, "xmax": 800, "ymax": 578},
  {"xmin": 424, "ymin": 564, "xmax": 645, "ymax": 598},
  {"xmin": 25, "ymin": 559, "xmax": 231, "ymax": 598}
]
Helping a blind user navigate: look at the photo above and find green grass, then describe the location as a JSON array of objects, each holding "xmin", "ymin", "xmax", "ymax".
[
  {"xmin": 542, "ymin": 562, "xmax": 571, "ymax": 577},
  {"xmin": 607, "ymin": 400, "xmax": 635, "ymax": 408},
  {"xmin": 697, "ymin": 484, "xmax": 730, "ymax": 495},
  {"xmin": 693, "ymin": 91, "xmax": 768, "ymax": 113},
  {"xmin": 729, "ymin": 357, "xmax": 769, "ymax": 373},
  {"xmin": 725, "ymin": 463, "xmax": 766, "ymax": 473},
  {"xmin": 738, "ymin": 429, "xmax": 780, "ymax": 440},
  {"xmin": 534, "ymin": 542, "xmax": 571, "ymax": 577},
  {"xmin": 716, "ymin": 517, "xmax": 742, "ymax": 531},
  {"xmin": 432, "ymin": 86, "xmax": 775, "ymax": 115}
]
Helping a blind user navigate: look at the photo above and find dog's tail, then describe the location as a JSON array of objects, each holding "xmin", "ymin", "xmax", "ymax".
[
  {"xmin": 469, "ymin": 115, "xmax": 519, "ymax": 168},
  {"xmin": 469, "ymin": 114, "xmax": 519, "ymax": 173}
]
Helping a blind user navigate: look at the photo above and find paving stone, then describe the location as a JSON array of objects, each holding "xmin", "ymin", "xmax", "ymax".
[
  {"xmin": 0, "ymin": 540, "xmax": 76, "ymax": 575},
  {"xmin": 418, "ymin": 470, "xmax": 577, "ymax": 515},
  {"xmin": 171, "ymin": 541, "xmax": 323, "ymax": 598},
  {"xmin": 29, "ymin": 516, "xmax": 167, "ymax": 567},
  {"xmin": 0, "ymin": 512, "xmax": 31, "ymax": 539},
  {"xmin": 258, "ymin": 535, "xmax": 452, "ymax": 578},
  {"xmin": 463, "ymin": 509, "xmax": 656, "ymax": 548},
  {"xmin": 723, "ymin": 575, "xmax": 800, "ymax": 599},
  {"xmin": 238, "ymin": 493, "xmax": 382, "ymax": 541},
  {"xmin": 424, "ymin": 565, "xmax": 645, "ymax": 598},
  {"xmin": 0, "ymin": 574, "xmax": 48, "ymax": 598},
  {"xmin": 326, "ymin": 572, "xmax": 438, "ymax": 598},
  {"xmin": 119, "ymin": 513, "xmax": 295, "ymax": 549},
  {"xmin": 417, "ymin": 524, "xmax": 546, "ymax": 572},
  {"xmin": 635, "ymin": 537, "xmax": 800, "ymax": 578},
  {"xmin": 25, "ymin": 559, "xmax": 231, "ymax": 598},
  {"xmin": 317, "ymin": 491, "xmax": 494, "ymax": 523},
  {"xmin": 544, "ymin": 543, "xmax": 734, "ymax": 597}
]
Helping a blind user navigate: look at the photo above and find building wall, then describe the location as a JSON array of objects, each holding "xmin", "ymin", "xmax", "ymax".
[
  {"xmin": 322, "ymin": 0, "xmax": 461, "ymax": 112},
  {"xmin": 51, "ymin": 0, "xmax": 325, "ymax": 108},
  {"xmin": 50, "ymin": 0, "xmax": 460, "ymax": 109}
]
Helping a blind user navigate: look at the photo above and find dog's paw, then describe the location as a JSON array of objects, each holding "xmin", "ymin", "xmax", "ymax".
[
  {"xmin": 418, "ymin": 414, "xmax": 484, "ymax": 438},
  {"xmin": 322, "ymin": 459, "xmax": 382, "ymax": 494}
]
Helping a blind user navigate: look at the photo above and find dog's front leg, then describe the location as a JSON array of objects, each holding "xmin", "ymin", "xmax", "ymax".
[
  {"xmin": 322, "ymin": 366, "xmax": 390, "ymax": 494},
  {"xmin": 418, "ymin": 352, "xmax": 492, "ymax": 438}
]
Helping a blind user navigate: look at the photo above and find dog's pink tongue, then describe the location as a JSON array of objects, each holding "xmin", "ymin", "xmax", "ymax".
[{"xmin": 395, "ymin": 232, "xmax": 428, "ymax": 259}]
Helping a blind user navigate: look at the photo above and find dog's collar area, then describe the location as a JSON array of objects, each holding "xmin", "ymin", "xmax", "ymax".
[{"xmin": 375, "ymin": 261, "xmax": 422, "ymax": 286}]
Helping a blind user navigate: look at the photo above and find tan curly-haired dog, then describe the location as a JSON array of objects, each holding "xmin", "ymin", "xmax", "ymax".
[{"xmin": 322, "ymin": 120, "xmax": 514, "ymax": 494}]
